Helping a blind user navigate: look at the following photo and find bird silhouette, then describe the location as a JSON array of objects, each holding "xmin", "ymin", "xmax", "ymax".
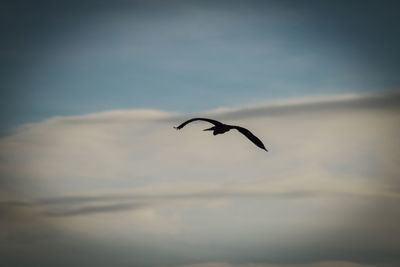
[{"xmin": 174, "ymin": 118, "xmax": 268, "ymax": 151}]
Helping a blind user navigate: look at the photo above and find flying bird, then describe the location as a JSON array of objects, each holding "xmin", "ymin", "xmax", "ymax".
[{"xmin": 174, "ymin": 118, "xmax": 268, "ymax": 151}]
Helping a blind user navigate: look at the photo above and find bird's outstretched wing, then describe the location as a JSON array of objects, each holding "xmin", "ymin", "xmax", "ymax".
[
  {"xmin": 231, "ymin": 126, "xmax": 268, "ymax": 151},
  {"xmin": 174, "ymin": 118, "xmax": 223, "ymax": 130}
]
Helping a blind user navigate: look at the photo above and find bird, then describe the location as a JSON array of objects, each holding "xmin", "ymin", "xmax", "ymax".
[{"xmin": 174, "ymin": 118, "xmax": 268, "ymax": 151}]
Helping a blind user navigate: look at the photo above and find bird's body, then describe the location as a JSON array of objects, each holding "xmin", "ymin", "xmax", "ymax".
[{"xmin": 174, "ymin": 118, "xmax": 268, "ymax": 151}]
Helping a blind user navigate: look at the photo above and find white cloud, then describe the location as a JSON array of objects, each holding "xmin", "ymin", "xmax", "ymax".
[{"xmin": 1, "ymin": 92, "xmax": 399, "ymax": 266}]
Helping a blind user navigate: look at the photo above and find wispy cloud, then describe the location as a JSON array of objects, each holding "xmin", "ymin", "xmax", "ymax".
[
  {"xmin": 204, "ymin": 91, "xmax": 400, "ymax": 119},
  {"xmin": 177, "ymin": 261, "xmax": 376, "ymax": 267},
  {"xmin": 2, "ymin": 185, "xmax": 399, "ymax": 218},
  {"xmin": 0, "ymin": 189, "xmax": 347, "ymax": 217}
]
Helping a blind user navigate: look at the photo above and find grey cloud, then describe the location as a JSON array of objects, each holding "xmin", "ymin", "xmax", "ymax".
[
  {"xmin": 0, "ymin": 189, "xmax": 323, "ymax": 218},
  {"xmin": 177, "ymin": 262, "xmax": 377, "ymax": 267},
  {"xmin": 36, "ymin": 189, "xmax": 322, "ymax": 204},
  {"xmin": 1, "ymin": 188, "xmax": 395, "ymax": 218},
  {"xmin": 0, "ymin": 200, "xmax": 33, "ymax": 207},
  {"xmin": 43, "ymin": 201, "xmax": 147, "ymax": 217},
  {"xmin": 207, "ymin": 92, "xmax": 400, "ymax": 121}
]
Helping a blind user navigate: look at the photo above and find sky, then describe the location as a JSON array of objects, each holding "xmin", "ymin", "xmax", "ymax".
[
  {"xmin": 1, "ymin": 0, "xmax": 399, "ymax": 133},
  {"xmin": 1, "ymin": 1, "xmax": 400, "ymax": 267}
]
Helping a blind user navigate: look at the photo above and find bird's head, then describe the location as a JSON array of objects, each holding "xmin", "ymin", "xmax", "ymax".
[{"xmin": 203, "ymin": 126, "xmax": 216, "ymax": 131}]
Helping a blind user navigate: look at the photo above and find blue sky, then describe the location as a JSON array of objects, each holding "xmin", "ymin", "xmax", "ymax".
[{"xmin": 1, "ymin": 0, "xmax": 399, "ymax": 134}]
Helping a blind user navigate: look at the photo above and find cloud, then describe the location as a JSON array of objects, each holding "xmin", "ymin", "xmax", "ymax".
[
  {"xmin": 1, "ymin": 92, "xmax": 400, "ymax": 266},
  {"xmin": 3, "ymin": 184, "xmax": 399, "ymax": 218},
  {"xmin": 204, "ymin": 91, "xmax": 400, "ymax": 119},
  {"xmin": 177, "ymin": 261, "xmax": 377, "ymax": 267},
  {"xmin": 42, "ymin": 201, "xmax": 146, "ymax": 217},
  {"xmin": 0, "ymin": 189, "xmax": 343, "ymax": 217}
]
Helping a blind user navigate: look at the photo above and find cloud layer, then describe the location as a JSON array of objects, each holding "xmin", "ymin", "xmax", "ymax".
[{"xmin": 1, "ymin": 93, "xmax": 400, "ymax": 267}]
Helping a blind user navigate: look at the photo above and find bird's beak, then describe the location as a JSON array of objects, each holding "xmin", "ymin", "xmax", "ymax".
[{"xmin": 203, "ymin": 127, "xmax": 214, "ymax": 131}]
